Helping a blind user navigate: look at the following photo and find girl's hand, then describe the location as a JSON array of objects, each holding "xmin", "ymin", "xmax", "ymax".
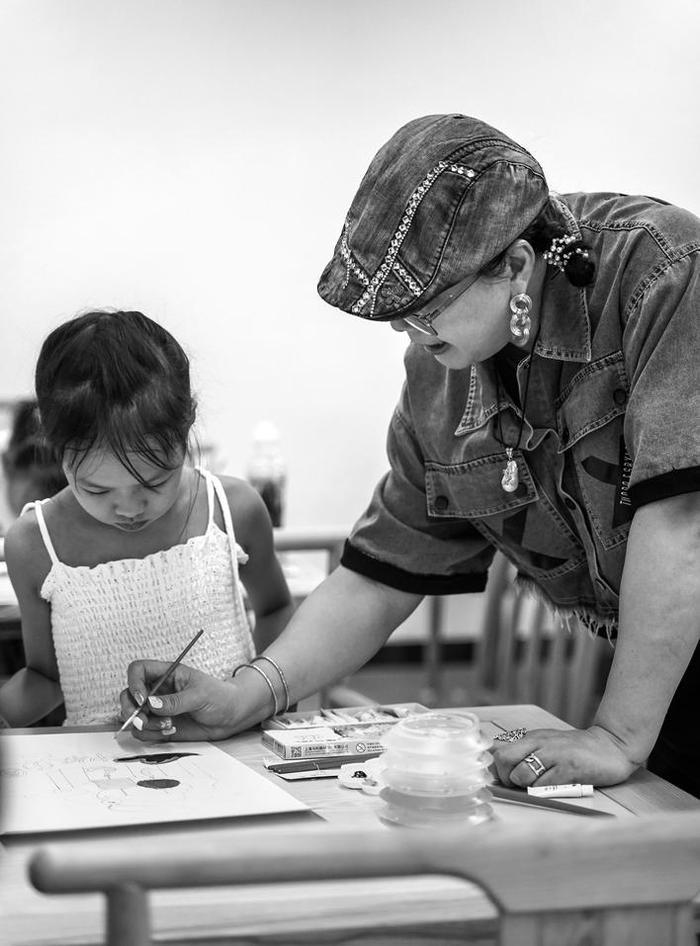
[
  {"xmin": 491, "ymin": 726, "xmax": 639, "ymax": 788},
  {"xmin": 118, "ymin": 660, "xmax": 239, "ymax": 741}
]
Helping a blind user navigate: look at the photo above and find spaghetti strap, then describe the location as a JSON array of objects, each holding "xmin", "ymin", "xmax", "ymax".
[
  {"xmin": 200, "ymin": 467, "xmax": 216, "ymax": 530},
  {"xmin": 210, "ymin": 473, "xmax": 249, "ymax": 578},
  {"xmin": 24, "ymin": 500, "xmax": 60, "ymax": 566}
]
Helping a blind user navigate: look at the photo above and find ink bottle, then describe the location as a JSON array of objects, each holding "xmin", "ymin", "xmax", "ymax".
[{"xmin": 247, "ymin": 421, "xmax": 286, "ymax": 527}]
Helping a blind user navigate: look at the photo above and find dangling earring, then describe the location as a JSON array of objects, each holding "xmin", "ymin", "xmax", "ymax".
[{"xmin": 509, "ymin": 293, "xmax": 532, "ymax": 346}]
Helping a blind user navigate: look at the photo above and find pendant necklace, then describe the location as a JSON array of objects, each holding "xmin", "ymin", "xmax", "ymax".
[{"xmin": 495, "ymin": 321, "xmax": 541, "ymax": 494}]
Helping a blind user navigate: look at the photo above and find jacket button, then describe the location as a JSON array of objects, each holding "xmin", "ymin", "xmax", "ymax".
[
  {"xmin": 435, "ymin": 495, "xmax": 449, "ymax": 512},
  {"xmin": 613, "ymin": 387, "xmax": 627, "ymax": 406}
]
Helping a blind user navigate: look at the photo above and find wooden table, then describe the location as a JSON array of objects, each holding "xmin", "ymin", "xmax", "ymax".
[{"xmin": 1, "ymin": 704, "xmax": 698, "ymax": 946}]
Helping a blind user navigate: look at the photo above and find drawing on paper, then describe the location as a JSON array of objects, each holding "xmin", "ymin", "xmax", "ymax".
[{"xmin": 0, "ymin": 731, "xmax": 308, "ymax": 834}]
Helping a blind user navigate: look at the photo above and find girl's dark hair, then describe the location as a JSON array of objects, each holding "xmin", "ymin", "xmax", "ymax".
[
  {"xmin": 35, "ymin": 311, "xmax": 196, "ymax": 484},
  {"xmin": 481, "ymin": 198, "xmax": 596, "ymax": 288}
]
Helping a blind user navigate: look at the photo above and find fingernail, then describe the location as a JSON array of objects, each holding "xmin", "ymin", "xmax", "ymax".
[
  {"xmin": 133, "ymin": 716, "xmax": 144, "ymax": 731},
  {"xmin": 148, "ymin": 695, "xmax": 163, "ymax": 709},
  {"xmin": 133, "ymin": 691, "xmax": 145, "ymax": 707},
  {"xmin": 159, "ymin": 718, "xmax": 172, "ymax": 730},
  {"xmin": 162, "ymin": 726, "xmax": 177, "ymax": 736}
]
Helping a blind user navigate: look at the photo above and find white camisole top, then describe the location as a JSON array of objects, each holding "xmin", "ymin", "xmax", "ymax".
[{"xmin": 26, "ymin": 468, "xmax": 254, "ymax": 725}]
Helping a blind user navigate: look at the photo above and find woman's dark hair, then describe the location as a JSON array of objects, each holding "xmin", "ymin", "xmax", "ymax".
[
  {"xmin": 35, "ymin": 311, "xmax": 196, "ymax": 484},
  {"xmin": 481, "ymin": 198, "xmax": 596, "ymax": 288},
  {"xmin": 1, "ymin": 399, "xmax": 67, "ymax": 508}
]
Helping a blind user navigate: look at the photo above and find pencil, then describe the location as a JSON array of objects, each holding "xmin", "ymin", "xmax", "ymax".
[
  {"xmin": 490, "ymin": 784, "xmax": 614, "ymax": 818},
  {"xmin": 117, "ymin": 628, "xmax": 205, "ymax": 734},
  {"xmin": 267, "ymin": 752, "xmax": 383, "ymax": 774}
]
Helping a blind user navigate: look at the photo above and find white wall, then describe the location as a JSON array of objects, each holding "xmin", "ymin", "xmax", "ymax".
[{"xmin": 1, "ymin": 0, "xmax": 699, "ymax": 529}]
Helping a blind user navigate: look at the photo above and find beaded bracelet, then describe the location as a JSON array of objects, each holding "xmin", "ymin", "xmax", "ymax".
[
  {"xmin": 253, "ymin": 655, "xmax": 291, "ymax": 714},
  {"xmin": 232, "ymin": 662, "xmax": 279, "ymax": 716}
]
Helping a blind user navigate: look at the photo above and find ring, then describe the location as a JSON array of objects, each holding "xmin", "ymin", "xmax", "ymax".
[
  {"xmin": 493, "ymin": 728, "xmax": 527, "ymax": 743},
  {"xmin": 523, "ymin": 753, "xmax": 547, "ymax": 777}
]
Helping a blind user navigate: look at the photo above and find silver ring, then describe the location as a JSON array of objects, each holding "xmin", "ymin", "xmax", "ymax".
[
  {"xmin": 523, "ymin": 753, "xmax": 546, "ymax": 777},
  {"xmin": 493, "ymin": 728, "xmax": 527, "ymax": 743}
]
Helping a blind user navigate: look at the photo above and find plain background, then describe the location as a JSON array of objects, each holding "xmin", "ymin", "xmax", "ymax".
[{"xmin": 1, "ymin": 0, "xmax": 699, "ymax": 532}]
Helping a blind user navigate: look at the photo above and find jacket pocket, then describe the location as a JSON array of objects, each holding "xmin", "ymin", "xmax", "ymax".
[
  {"xmin": 425, "ymin": 452, "xmax": 538, "ymax": 519},
  {"xmin": 556, "ymin": 352, "xmax": 628, "ymax": 452},
  {"xmin": 426, "ymin": 452, "xmax": 586, "ymax": 578}
]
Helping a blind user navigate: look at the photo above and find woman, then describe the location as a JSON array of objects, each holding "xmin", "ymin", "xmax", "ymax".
[{"xmin": 121, "ymin": 114, "xmax": 700, "ymax": 797}]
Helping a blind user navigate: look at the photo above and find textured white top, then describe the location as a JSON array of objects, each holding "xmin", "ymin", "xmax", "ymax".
[{"xmin": 27, "ymin": 469, "xmax": 254, "ymax": 725}]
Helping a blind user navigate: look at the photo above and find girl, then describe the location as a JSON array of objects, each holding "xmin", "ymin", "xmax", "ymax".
[{"xmin": 0, "ymin": 310, "xmax": 292, "ymax": 727}]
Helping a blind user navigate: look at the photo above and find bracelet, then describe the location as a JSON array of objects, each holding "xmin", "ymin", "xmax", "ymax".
[
  {"xmin": 231, "ymin": 663, "xmax": 279, "ymax": 716},
  {"xmin": 253, "ymin": 655, "xmax": 291, "ymax": 714}
]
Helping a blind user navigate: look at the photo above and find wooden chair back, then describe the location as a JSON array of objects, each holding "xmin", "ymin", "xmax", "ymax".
[
  {"xmin": 273, "ymin": 526, "xmax": 346, "ymax": 574},
  {"xmin": 30, "ymin": 811, "xmax": 700, "ymax": 946},
  {"xmin": 474, "ymin": 552, "xmax": 613, "ymax": 727}
]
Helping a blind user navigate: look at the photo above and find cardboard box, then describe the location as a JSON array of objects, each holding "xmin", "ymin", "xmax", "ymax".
[
  {"xmin": 261, "ymin": 702, "xmax": 430, "ymax": 759},
  {"xmin": 261, "ymin": 702, "xmax": 428, "ymax": 731}
]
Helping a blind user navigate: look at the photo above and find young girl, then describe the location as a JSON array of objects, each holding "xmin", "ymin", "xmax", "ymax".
[{"xmin": 0, "ymin": 310, "xmax": 293, "ymax": 727}]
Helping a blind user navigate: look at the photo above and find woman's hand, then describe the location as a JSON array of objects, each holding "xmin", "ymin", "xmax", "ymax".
[
  {"xmin": 118, "ymin": 660, "xmax": 240, "ymax": 742},
  {"xmin": 491, "ymin": 726, "xmax": 639, "ymax": 788}
]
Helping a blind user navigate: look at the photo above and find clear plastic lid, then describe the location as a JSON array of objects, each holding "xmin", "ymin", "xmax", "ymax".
[{"xmin": 381, "ymin": 713, "xmax": 490, "ymax": 757}]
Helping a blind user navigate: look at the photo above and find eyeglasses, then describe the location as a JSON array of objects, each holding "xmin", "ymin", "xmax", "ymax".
[{"xmin": 401, "ymin": 273, "xmax": 480, "ymax": 336}]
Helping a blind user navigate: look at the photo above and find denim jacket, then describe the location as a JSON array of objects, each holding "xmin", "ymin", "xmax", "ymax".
[{"xmin": 342, "ymin": 192, "xmax": 700, "ymax": 632}]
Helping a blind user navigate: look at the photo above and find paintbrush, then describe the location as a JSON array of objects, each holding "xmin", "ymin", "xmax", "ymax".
[
  {"xmin": 490, "ymin": 783, "xmax": 614, "ymax": 818},
  {"xmin": 117, "ymin": 628, "xmax": 204, "ymax": 734}
]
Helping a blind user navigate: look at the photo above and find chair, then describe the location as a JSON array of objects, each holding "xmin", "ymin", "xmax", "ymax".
[
  {"xmin": 0, "ymin": 665, "xmax": 66, "ymax": 727},
  {"xmin": 465, "ymin": 552, "xmax": 613, "ymax": 728},
  {"xmin": 0, "ymin": 603, "xmax": 24, "ymax": 684},
  {"xmin": 29, "ymin": 811, "xmax": 700, "ymax": 946},
  {"xmin": 273, "ymin": 526, "xmax": 346, "ymax": 578}
]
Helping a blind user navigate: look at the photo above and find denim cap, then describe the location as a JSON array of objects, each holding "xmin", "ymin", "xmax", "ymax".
[{"xmin": 317, "ymin": 114, "xmax": 549, "ymax": 321}]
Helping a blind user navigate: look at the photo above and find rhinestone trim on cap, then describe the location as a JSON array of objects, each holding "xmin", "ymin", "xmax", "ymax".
[
  {"xmin": 392, "ymin": 260, "xmax": 423, "ymax": 297},
  {"xmin": 340, "ymin": 223, "xmax": 370, "ymax": 289},
  {"xmin": 350, "ymin": 159, "xmax": 479, "ymax": 316},
  {"xmin": 448, "ymin": 164, "xmax": 476, "ymax": 178},
  {"xmin": 340, "ymin": 157, "xmax": 477, "ymax": 317}
]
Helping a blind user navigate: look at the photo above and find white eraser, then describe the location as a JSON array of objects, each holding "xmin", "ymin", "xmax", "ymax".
[{"xmin": 527, "ymin": 783, "xmax": 594, "ymax": 798}]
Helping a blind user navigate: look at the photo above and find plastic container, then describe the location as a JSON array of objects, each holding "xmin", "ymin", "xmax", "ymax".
[{"xmin": 378, "ymin": 713, "xmax": 494, "ymax": 828}]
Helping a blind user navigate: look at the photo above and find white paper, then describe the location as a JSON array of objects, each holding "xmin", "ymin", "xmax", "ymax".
[{"xmin": 0, "ymin": 731, "xmax": 308, "ymax": 834}]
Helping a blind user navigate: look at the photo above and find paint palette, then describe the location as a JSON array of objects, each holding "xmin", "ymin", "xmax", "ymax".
[
  {"xmin": 260, "ymin": 703, "xmax": 431, "ymax": 760},
  {"xmin": 261, "ymin": 702, "xmax": 429, "ymax": 730}
]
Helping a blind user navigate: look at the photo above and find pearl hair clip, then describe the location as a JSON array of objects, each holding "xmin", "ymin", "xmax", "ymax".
[{"xmin": 543, "ymin": 233, "xmax": 590, "ymax": 272}]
